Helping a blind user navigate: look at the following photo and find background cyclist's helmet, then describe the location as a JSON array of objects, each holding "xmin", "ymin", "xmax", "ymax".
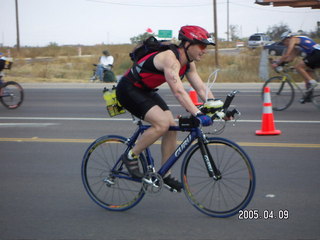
[
  {"xmin": 179, "ymin": 25, "xmax": 215, "ymax": 46},
  {"xmin": 280, "ymin": 31, "xmax": 295, "ymax": 41}
]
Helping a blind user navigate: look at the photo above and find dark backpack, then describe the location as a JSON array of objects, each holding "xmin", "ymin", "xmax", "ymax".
[{"xmin": 129, "ymin": 36, "xmax": 178, "ymax": 62}]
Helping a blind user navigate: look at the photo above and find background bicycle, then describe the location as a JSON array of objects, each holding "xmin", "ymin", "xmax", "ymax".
[
  {"xmin": 262, "ymin": 61, "xmax": 320, "ymax": 111},
  {"xmin": 0, "ymin": 58, "xmax": 24, "ymax": 109},
  {"xmin": 81, "ymin": 90, "xmax": 256, "ymax": 218},
  {"xmin": 89, "ymin": 64, "xmax": 117, "ymax": 83}
]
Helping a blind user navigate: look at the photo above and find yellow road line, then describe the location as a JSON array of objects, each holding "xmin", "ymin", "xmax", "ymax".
[
  {"xmin": 0, "ymin": 137, "xmax": 94, "ymax": 143},
  {"xmin": 0, "ymin": 137, "xmax": 319, "ymax": 148}
]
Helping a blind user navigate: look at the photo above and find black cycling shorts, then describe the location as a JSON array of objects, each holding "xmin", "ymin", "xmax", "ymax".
[
  {"xmin": 303, "ymin": 49, "xmax": 320, "ymax": 69},
  {"xmin": 116, "ymin": 77, "xmax": 169, "ymax": 120}
]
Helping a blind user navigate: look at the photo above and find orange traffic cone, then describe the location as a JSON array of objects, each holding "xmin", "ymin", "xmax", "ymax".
[
  {"xmin": 256, "ymin": 87, "xmax": 281, "ymax": 135},
  {"xmin": 189, "ymin": 87, "xmax": 202, "ymax": 106}
]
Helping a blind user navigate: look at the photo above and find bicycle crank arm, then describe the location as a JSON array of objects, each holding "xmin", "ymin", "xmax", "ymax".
[
  {"xmin": 142, "ymin": 177, "xmax": 160, "ymax": 188},
  {"xmin": 163, "ymin": 184, "xmax": 178, "ymax": 193}
]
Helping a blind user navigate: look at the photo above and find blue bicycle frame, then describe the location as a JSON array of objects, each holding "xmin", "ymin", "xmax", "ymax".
[{"xmin": 116, "ymin": 121, "xmax": 218, "ymax": 181}]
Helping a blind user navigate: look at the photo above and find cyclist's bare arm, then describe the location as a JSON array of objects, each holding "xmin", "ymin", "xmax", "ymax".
[
  {"xmin": 278, "ymin": 37, "xmax": 301, "ymax": 64},
  {"xmin": 155, "ymin": 50, "xmax": 200, "ymax": 116},
  {"xmin": 186, "ymin": 62, "xmax": 215, "ymax": 101}
]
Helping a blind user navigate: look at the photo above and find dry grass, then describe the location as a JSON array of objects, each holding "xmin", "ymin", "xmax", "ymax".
[{"xmin": 1, "ymin": 43, "xmax": 263, "ymax": 83}]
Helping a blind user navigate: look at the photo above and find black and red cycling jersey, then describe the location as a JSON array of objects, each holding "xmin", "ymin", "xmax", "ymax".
[{"xmin": 125, "ymin": 47, "xmax": 189, "ymax": 90}]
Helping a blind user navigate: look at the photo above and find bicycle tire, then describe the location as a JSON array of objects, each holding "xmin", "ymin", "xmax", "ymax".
[
  {"xmin": 262, "ymin": 76, "xmax": 294, "ymax": 111},
  {"xmin": 0, "ymin": 81, "xmax": 24, "ymax": 109},
  {"xmin": 81, "ymin": 135, "xmax": 147, "ymax": 211},
  {"xmin": 181, "ymin": 137, "xmax": 255, "ymax": 218}
]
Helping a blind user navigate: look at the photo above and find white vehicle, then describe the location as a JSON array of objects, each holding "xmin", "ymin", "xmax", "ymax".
[{"xmin": 248, "ymin": 33, "xmax": 272, "ymax": 48}]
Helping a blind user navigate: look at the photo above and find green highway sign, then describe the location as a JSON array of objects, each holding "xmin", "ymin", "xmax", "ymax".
[{"xmin": 158, "ymin": 30, "xmax": 172, "ymax": 39}]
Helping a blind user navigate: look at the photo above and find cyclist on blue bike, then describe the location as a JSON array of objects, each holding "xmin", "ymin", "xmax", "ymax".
[
  {"xmin": 116, "ymin": 25, "xmax": 220, "ymax": 191},
  {"xmin": 272, "ymin": 31, "xmax": 320, "ymax": 103}
]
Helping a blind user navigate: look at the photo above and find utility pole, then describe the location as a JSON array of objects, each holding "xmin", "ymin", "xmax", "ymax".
[
  {"xmin": 227, "ymin": 0, "xmax": 229, "ymax": 41},
  {"xmin": 15, "ymin": 0, "xmax": 20, "ymax": 52},
  {"xmin": 213, "ymin": 0, "xmax": 219, "ymax": 67}
]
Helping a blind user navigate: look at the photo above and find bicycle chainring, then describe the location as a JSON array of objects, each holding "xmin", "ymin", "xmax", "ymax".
[{"xmin": 142, "ymin": 172, "xmax": 163, "ymax": 194}]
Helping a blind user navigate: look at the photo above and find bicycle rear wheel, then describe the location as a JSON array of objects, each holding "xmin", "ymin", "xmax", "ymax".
[
  {"xmin": 0, "ymin": 81, "xmax": 24, "ymax": 109},
  {"xmin": 262, "ymin": 76, "xmax": 294, "ymax": 111},
  {"xmin": 181, "ymin": 137, "xmax": 255, "ymax": 218},
  {"xmin": 81, "ymin": 135, "xmax": 147, "ymax": 211}
]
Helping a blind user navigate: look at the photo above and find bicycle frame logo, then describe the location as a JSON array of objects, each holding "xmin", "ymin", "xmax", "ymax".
[
  {"xmin": 203, "ymin": 154, "xmax": 213, "ymax": 172},
  {"xmin": 175, "ymin": 135, "xmax": 192, "ymax": 158}
]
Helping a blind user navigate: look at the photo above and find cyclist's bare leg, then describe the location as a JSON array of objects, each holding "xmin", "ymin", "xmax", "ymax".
[
  {"xmin": 295, "ymin": 61, "xmax": 313, "ymax": 87},
  {"xmin": 131, "ymin": 106, "xmax": 174, "ymax": 157},
  {"xmin": 282, "ymin": 48, "xmax": 310, "ymax": 84},
  {"xmin": 294, "ymin": 61, "xmax": 318, "ymax": 103},
  {"xmin": 160, "ymin": 111, "xmax": 177, "ymax": 166}
]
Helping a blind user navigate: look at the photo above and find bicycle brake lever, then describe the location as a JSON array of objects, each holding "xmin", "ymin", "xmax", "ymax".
[
  {"xmin": 225, "ymin": 109, "xmax": 241, "ymax": 126},
  {"xmin": 225, "ymin": 108, "xmax": 239, "ymax": 118},
  {"xmin": 232, "ymin": 110, "xmax": 241, "ymax": 126}
]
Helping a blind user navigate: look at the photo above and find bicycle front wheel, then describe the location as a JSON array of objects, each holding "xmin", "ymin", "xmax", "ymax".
[
  {"xmin": 81, "ymin": 135, "xmax": 147, "ymax": 211},
  {"xmin": 0, "ymin": 81, "xmax": 24, "ymax": 109},
  {"xmin": 181, "ymin": 137, "xmax": 255, "ymax": 218},
  {"xmin": 262, "ymin": 76, "xmax": 294, "ymax": 111}
]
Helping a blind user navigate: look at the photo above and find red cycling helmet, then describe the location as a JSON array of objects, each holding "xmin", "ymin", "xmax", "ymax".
[{"xmin": 179, "ymin": 25, "xmax": 215, "ymax": 46}]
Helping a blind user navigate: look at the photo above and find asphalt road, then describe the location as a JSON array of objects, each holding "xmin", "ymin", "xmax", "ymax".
[{"xmin": 0, "ymin": 83, "xmax": 319, "ymax": 240}]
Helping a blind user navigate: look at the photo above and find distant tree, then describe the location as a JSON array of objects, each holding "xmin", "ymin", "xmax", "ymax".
[
  {"xmin": 309, "ymin": 26, "xmax": 320, "ymax": 39},
  {"xmin": 266, "ymin": 23, "xmax": 291, "ymax": 40},
  {"xmin": 297, "ymin": 30, "xmax": 304, "ymax": 35},
  {"xmin": 130, "ymin": 32, "xmax": 155, "ymax": 44},
  {"xmin": 48, "ymin": 42, "xmax": 59, "ymax": 47},
  {"xmin": 229, "ymin": 25, "xmax": 240, "ymax": 41}
]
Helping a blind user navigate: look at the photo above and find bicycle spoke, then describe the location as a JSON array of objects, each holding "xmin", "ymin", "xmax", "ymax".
[
  {"xmin": 262, "ymin": 76, "xmax": 294, "ymax": 111},
  {"xmin": 182, "ymin": 138, "xmax": 255, "ymax": 217},
  {"xmin": 0, "ymin": 81, "xmax": 24, "ymax": 109},
  {"xmin": 81, "ymin": 136, "xmax": 146, "ymax": 211}
]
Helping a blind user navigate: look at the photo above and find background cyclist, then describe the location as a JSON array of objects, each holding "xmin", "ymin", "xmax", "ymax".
[
  {"xmin": 0, "ymin": 52, "xmax": 7, "ymax": 86},
  {"xmin": 116, "ymin": 25, "xmax": 219, "ymax": 192},
  {"xmin": 272, "ymin": 31, "xmax": 320, "ymax": 103}
]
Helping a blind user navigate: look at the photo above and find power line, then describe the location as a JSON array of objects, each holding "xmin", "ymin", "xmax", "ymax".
[
  {"xmin": 87, "ymin": 0, "xmax": 320, "ymax": 12},
  {"xmin": 86, "ymin": 0, "xmax": 212, "ymax": 8}
]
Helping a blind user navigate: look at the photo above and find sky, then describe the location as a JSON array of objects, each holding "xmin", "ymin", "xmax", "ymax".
[{"xmin": 1, "ymin": 0, "xmax": 320, "ymax": 47}]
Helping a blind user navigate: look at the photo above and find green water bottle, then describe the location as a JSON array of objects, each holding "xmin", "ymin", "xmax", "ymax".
[
  {"xmin": 203, "ymin": 99, "xmax": 224, "ymax": 118},
  {"xmin": 103, "ymin": 88, "xmax": 115, "ymax": 116}
]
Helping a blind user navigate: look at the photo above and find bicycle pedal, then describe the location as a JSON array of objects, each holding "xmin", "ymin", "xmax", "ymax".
[{"xmin": 163, "ymin": 184, "xmax": 178, "ymax": 193}]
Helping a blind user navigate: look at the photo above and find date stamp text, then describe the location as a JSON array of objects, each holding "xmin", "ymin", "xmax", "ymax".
[{"xmin": 238, "ymin": 209, "xmax": 289, "ymax": 220}]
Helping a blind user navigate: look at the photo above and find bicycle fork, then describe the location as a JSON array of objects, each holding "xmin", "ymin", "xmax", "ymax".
[{"xmin": 198, "ymin": 137, "xmax": 221, "ymax": 180}]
